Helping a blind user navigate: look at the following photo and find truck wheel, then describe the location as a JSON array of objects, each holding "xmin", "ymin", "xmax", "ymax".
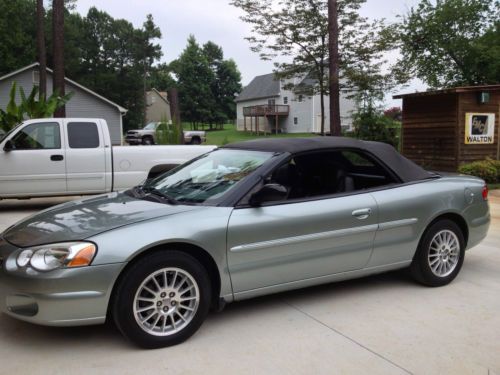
[
  {"xmin": 410, "ymin": 219, "xmax": 465, "ymax": 287},
  {"xmin": 112, "ymin": 251, "xmax": 211, "ymax": 348},
  {"xmin": 190, "ymin": 137, "xmax": 201, "ymax": 145},
  {"xmin": 142, "ymin": 136, "xmax": 154, "ymax": 145}
]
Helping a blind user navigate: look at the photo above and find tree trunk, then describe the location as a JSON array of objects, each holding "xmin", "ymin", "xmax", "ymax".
[
  {"xmin": 319, "ymin": 88, "xmax": 325, "ymax": 136},
  {"xmin": 36, "ymin": 0, "xmax": 47, "ymax": 97},
  {"xmin": 168, "ymin": 88, "xmax": 183, "ymax": 144},
  {"xmin": 328, "ymin": 0, "xmax": 341, "ymax": 136},
  {"xmin": 52, "ymin": 0, "xmax": 65, "ymax": 117}
]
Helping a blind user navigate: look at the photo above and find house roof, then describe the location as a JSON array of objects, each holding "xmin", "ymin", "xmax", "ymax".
[
  {"xmin": 0, "ymin": 63, "xmax": 127, "ymax": 113},
  {"xmin": 393, "ymin": 84, "xmax": 500, "ymax": 99},
  {"xmin": 222, "ymin": 137, "xmax": 433, "ymax": 182},
  {"xmin": 235, "ymin": 73, "xmax": 280, "ymax": 102},
  {"xmin": 148, "ymin": 88, "xmax": 170, "ymax": 105}
]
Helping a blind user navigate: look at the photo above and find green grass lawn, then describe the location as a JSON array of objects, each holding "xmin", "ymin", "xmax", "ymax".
[
  {"xmin": 185, "ymin": 123, "xmax": 314, "ymax": 146},
  {"xmin": 489, "ymin": 183, "xmax": 500, "ymax": 190}
]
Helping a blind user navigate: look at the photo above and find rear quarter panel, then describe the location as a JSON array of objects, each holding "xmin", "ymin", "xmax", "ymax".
[
  {"xmin": 368, "ymin": 175, "xmax": 489, "ymax": 267},
  {"xmin": 112, "ymin": 145, "xmax": 216, "ymax": 190}
]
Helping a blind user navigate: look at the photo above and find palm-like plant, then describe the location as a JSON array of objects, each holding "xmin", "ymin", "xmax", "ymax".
[{"xmin": 0, "ymin": 82, "xmax": 73, "ymax": 132}]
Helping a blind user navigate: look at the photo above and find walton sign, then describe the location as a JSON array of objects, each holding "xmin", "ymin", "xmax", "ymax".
[{"xmin": 465, "ymin": 113, "xmax": 495, "ymax": 144}]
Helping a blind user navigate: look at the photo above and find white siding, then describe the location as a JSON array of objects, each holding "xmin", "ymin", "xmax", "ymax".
[{"xmin": 0, "ymin": 68, "xmax": 124, "ymax": 145}]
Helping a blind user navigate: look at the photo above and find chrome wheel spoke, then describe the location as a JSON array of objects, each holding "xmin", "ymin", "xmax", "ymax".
[
  {"xmin": 133, "ymin": 267, "xmax": 200, "ymax": 337},
  {"xmin": 428, "ymin": 230, "xmax": 460, "ymax": 277}
]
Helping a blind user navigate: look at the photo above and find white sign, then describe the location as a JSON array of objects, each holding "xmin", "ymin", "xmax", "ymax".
[{"xmin": 465, "ymin": 113, "xmax": 495, "ymax": 144}]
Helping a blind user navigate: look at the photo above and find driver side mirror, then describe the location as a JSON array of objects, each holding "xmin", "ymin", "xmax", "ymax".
[
  {"xmin": 3, "ymin": 140, "xmax": 13, "ymax": 152},
  {"xmin": 249, "ymin": 183, "xmax": 288, "ymax": 207}
]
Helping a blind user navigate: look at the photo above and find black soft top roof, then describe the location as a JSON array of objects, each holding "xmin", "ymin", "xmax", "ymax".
[{"xmin": 222, "ymin": 137, "xmax": 432, "ymax": 183}]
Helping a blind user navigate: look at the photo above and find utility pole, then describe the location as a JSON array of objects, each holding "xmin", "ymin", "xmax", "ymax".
[
  {"xmin": 36, "ymin": 0, "xmax": 47, "ymax": 97},
  {"xmin": 328, "ymin": 0, "xmax": 342, "ymax": 136},
  {"xmin": 52, "ymin": 0, "xmax": 65, "ymax": 117}
]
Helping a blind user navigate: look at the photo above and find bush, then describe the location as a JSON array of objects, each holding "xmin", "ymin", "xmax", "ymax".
[
  {"xmin": 351, "ymin": 106, "xmax": 401, "ymax": 149},
  {"xmin": 458, "ymin": 158, "xmax": 500, "ymax": 183}
]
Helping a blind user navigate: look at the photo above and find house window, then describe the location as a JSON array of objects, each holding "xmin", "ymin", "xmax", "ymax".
[
  {"xmin": 32, "ymin": 70, "xmax": 40, "ymax": 86},
  {"xmin": 298, "ymin": 95, "xmax": 303, "ymax": 102},
  {"xmin": 294, "ymin": 117, "xmax": 298, "ymax": 125},
  {"xmin": 284, "ymin": 97, "xmax": 288, "ymax": 104}
]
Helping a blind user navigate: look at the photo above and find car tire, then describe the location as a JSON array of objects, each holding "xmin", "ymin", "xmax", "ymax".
[
  {"xmin": 142, "ymin": 136, "xmax": 154, "ymax": 145},
  {"xmin": 112, "ymin": 251, "xmax": 211, "ymax": 348},
  {"xmin": 410, "ymin": 219, "xmax": 465, "ymax": 287},
  {"xmin": 190, "ymin": 137, "xmax": 201, "ymax": 145}
]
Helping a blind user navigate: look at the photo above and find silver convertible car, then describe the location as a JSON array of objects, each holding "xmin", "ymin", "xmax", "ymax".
[{"xmin": 0, "ymin": 137, "xmax": 490, "ymax": 348}]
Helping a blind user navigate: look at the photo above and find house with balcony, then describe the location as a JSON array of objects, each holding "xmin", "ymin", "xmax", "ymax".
[{"xmin": 235, "ymin": 73, "xmax": 355, "ymax": 134}]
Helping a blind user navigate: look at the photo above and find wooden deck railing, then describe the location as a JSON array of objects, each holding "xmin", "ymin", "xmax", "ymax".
[{"xmin": 243, "ymin": 105, "xmax": 289, "ymax": 117}]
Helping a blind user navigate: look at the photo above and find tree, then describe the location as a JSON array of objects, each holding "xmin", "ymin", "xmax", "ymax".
[
  {"xmin": 52, "ymin": 0, "xmax": 65, "ymax": 117},
  {"xmin": 202, "ymin": 41, "xmax": 242, "ymax": 128},
  {"xmin": 36, "ymin": 0, "xmax": 47, "ymax": 96},
  {"xmin": 170, "ymin": 36, "xmax": 216, "ymax": 129},
  {"xmin": 0, "ymin": 0, "xmax": 36, "ymax": 76},
  {"xmin": 396, "ymin": 0, "xmax": 500, "ymax": 88},
  {"xmin": 232, "ymin": 0, "xmax": 391, "ymax": 136},
  {"xmin": 328, "ymin": 0, "xmax": 341, "ymax": 136}
]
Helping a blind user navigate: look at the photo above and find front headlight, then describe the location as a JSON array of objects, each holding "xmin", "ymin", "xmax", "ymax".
[{"xmin": 16, "ymin": 242, "xmax": 97, "ymax": 272}]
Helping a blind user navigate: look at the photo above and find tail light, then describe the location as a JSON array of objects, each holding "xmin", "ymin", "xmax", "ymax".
[{"xmin": 482, "ymin": 185, "xmax": 489, "ymax": 201}]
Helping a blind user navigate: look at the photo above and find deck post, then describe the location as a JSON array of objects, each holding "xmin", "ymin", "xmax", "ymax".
[
  {"xmin": 244, "ymin": 116, "xmax": 247, "ymax": 132},
  {"xmin": 275, "ymin": 115, "xmax": 278, "ymax": 135}
]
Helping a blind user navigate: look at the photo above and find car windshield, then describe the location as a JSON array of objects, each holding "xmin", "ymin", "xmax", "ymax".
[
  {"xmin": 0, "ymin": 123, "xmax": 22, "ymax": 143},
  {"xmin": 142, "ymin": 149, "xmax": 273, "ymax": 204},
  {"xmin": 143, "ymin": 122, "xmax": 158, "ymax": 130}
]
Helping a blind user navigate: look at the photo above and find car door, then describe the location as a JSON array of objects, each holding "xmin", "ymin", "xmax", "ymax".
[
  {"xmin": 64, "ymin": 120, "xmax": 107, "ymax": 193},
  {"xmin": 0, "ymin": 121, "xmax": 67, "ymax": 196},
  {"xmin": 226, "ymin": 150, "xmax": 379, "ymax": 295}
]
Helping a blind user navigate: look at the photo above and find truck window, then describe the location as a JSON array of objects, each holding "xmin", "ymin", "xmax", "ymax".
[
  {"xmin": 68, "ymin": 122, "xmax": 100, "ymax": 148},
  {"xmin": 10, "ymin": 122, "xmax": 61, "ymax": 150}
]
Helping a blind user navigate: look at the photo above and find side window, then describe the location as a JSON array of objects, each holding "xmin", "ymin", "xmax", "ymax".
[
  {"xmin": 267, "ymin": 149, "xmax": 396, "ymax": 202},
  {"xmin": 10, "ymin": 122, "xmax": 60, "ymax": 150},
  {"xmin": 67, "ymin": 122, "xmax": 100, "ymax": 149}
]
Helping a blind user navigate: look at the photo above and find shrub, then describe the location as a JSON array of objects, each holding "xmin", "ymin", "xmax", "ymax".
[{"xmin": 458, "ymin": 159, "xmax": 499, "ymax": 183}]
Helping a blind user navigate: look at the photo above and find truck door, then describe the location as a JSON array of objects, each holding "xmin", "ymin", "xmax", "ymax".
[
  {"xmin": 0, "ymin": 121, "xmax": 67, "ymax": 197},
  {"xmin": 64, "ymin": 120, "xmax": 107, "ymax": 194}
]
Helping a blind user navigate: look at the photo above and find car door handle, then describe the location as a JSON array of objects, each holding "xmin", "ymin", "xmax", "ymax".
[
  {"xmin": 50, "ymin": 155, "xmax": 64, "ymax": 161},
  {"xmin": 352, "ymin": 208, "xmax": 371, "ymax": 219}
]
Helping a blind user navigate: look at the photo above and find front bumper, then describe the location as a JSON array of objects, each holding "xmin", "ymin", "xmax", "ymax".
[
  {"xmin": 125, "ymin": 136, "xmax": 141, "ymax": 145},
  {"xmin": 0, "ymin": 241, "xmax": 124, "ymax": 326}
]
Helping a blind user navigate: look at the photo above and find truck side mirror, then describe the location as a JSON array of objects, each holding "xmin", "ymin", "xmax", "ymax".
[{"xmin": 3, "ymin": 140, "xmax": 13, "ymax": 152}]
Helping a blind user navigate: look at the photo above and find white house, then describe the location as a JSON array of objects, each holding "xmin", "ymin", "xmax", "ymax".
[{"xmin": 235, "ymin": 73, "xmax": 355, "ymax": 134}]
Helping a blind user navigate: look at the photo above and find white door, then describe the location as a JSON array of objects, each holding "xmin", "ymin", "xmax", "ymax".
[
  {"xmin": 0, "ymin": 121, "xmax": 67, "ymax": 196},
  {"xmin": 64, "ymin": 120, "xmax": 107, "ymax": 193}
]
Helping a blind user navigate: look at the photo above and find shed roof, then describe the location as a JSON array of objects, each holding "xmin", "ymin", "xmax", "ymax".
[
  {"xmin": 222, "ymin": 137, "xmax": 433, "ymax": 182},
  {"xmin": 0, "ymin": 63, "xmax": 127, "ymax": 113},
  {"xmin": 393, "ymin": 84, "xmax": 500, "ymax": 99},
  {"xmin": 235, "ymin": 73, "xmax": 280, "ymax": 102}
]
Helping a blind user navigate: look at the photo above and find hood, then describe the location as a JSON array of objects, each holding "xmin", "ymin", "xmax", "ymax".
[{"xmin": 2, "ymin": 192, "xmax": 198, "ymax": 248}]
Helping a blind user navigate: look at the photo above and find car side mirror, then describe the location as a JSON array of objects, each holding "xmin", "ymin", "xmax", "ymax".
[
  {"xmin": 3, "ymin": 140, "xmax": 13, "ymax": 152},
  {"xmin": 249, "ymin": 183, "xmax": 288, "ymax": 206}
]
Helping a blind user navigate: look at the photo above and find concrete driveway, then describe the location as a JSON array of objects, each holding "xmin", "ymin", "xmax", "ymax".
[{"xmin": 0, "ymin": 194, "xmax": 499, "ymax": 375}]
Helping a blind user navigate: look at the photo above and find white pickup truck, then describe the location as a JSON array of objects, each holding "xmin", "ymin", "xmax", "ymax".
[{"xmin": 0, "ymin": 118, "xmax": 215, "ymax": 199}]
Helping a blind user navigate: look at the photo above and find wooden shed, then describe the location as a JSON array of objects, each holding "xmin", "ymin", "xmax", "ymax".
[{"xmin": 394, "ymin": 85, "xmax": 500, "ymax": 171}]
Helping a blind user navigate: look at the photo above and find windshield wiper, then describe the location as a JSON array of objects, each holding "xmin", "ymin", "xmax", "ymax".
[{"xmin": 142, "ymin": 186, "xmax": 179, "ymax": 205}]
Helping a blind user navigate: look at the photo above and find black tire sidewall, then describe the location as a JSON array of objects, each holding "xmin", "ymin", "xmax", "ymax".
[
  {"xmin": 413, "ymin": 219, "xmax": 465, "ymax": 287},
  {"xmin": 113, "ymin": 251, "xmax": 211, "ymax": 348}
]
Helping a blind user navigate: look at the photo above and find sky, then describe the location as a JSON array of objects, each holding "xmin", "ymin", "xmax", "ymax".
[{"xmin": 74, "ymin": 0, "xmax": 426, "ymax": 107}]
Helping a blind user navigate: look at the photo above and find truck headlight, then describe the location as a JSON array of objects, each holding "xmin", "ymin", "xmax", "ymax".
[{"xmin": 16, "ymin": 242, "xmax": 97, "ymax": 271}]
